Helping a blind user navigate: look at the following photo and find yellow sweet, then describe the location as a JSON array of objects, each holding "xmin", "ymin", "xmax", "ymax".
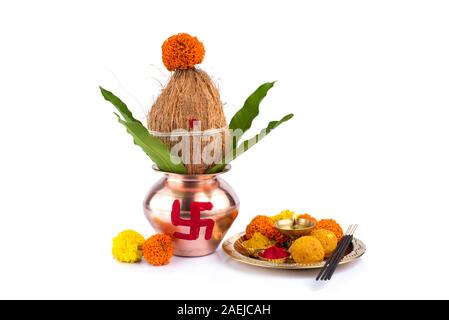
[
  {"xmin": 311, "ymin": 229, "xmax": 337, "ymax": 257},
  {"xmin": 112, "ymin": 230, "xmax": 145, "ymax": 263},
  {"xmin": 315, "ymin": 219, "xmax": 343, "ymax": 242},
  {"xmin": 289, "ymin": 236, "xmax": 325, "ymax": 263}
]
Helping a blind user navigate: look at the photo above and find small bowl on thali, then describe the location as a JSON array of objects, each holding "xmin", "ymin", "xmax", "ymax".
[
  {"xmin": 240, "ymin": 242, "xmax": 273, "ymax": 258},
  {"xmin": 242, "ymin": 246, "xmax": 264, "ymax": 258},
  {"xmin": 275, "ymin": 218, "xmax": 316, "ymax": 239},
  {"xmin": 257, "ymin": 252, "xmax": 290, "ymax": 264}
]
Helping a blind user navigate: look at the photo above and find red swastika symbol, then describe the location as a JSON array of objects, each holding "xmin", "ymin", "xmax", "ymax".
[{"xmin": 171, "ymin": 200, "xmax": 215, "ymax": 240}]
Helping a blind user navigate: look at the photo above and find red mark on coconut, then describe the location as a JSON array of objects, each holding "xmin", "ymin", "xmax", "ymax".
[{"xmin": 189, "ymin": 119, "xmax": 198, "ymax": 129}]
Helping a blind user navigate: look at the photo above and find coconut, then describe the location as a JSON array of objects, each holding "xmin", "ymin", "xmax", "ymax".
[{"xmin": 147, "ymin": 33, "xmax": 228, "ymax": 174}]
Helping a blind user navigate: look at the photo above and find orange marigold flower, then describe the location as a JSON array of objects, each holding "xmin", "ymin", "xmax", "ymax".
[
  {"xmin": 142, "ymin": 234, "xmax": 174, "ymax": 266},
  {"xmin": 162, "ymin": 33, "xmax": 205, "ymax": 71},
  {"xmin": 296, "ymin": 213, "xmax": 317, "ymax": 224},
  {"xmin": 315, "ymin": 219, "xmax": 343, "ymax": 242},
  {"xmin": 245, "ymin": 215, "xmax": 288, "ymax": 243}
]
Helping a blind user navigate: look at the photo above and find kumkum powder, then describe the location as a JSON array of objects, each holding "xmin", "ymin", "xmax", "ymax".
[{"xmin": 259, "ymin": 245, "xmax": 290, "ymax": 259}]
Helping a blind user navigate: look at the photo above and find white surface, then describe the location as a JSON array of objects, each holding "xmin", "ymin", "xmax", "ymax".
[{"xmin": 1, "ymin": 0, "xmax": 449, "ymax": 300}]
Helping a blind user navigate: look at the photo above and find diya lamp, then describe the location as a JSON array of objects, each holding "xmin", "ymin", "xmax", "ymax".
[
  {"xmin": 275, "ymin": 218, "xmax": 316, "ymax": 239},
  {"xmin": 100, "ymin": 33, "xmax": 294, "ymax": 257}
]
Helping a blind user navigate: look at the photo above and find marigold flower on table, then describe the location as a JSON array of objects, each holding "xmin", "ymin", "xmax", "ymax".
[
  {"xmin": 112, "ymin": 230, "xmax": 145, "ymax": 263},
  {"xmin": 142, "ymin": 233, "xmax": 174, "ymax": 266}
]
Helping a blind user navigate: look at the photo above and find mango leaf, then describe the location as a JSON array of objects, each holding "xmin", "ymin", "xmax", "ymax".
[
  {"xmin": 228, "ymin": 82, "xmax": 275, "ymax": 142},
  {"xmin": 207, "ymin": 113, "xmax": 294, "ymax": 173},
  {"xmin": 100, "ymin": 87, "xmax": 139, "ymax": 124},
  {"xmin": 114, "ymin": 115, "xmax": 187, "ymax": 173},
  {"xmin": 100, "ymin": 87, "xmax": 187, "ymax": 174}
]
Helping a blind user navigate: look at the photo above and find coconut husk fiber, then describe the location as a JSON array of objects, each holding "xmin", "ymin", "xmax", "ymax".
[{"xmin": 147, "ymin": 68, "xmax": 228, "ymax": 174}]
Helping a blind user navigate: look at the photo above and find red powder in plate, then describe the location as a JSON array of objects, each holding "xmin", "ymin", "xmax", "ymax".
[{"xmin": 259, "ymin": 246, "xmax": 289, "ymax": 259}]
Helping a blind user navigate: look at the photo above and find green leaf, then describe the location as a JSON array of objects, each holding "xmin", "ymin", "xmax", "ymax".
[
  {"xmin": 228, "ymin": 82, "xmax": 275, "ymax": 142},
  {"xmin": 100, "ymin": 87, "xmax": 140, "ymax": 124},
  {"xmin": 207, "ymin": 113, "xmax": 294, "ymax": 173},
  {"xmin": 114, "ymin": 114, "xmax": 187, "ymax": 173},
  {"xmin": 100, "ymin": 87, "xmax": 187, "ymax": 174}
]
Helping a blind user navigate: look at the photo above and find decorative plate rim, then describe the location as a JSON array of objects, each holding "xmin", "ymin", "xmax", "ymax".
[{"xmin": 222, "ymin": 232, "xmax": 366, "ymax": 270}]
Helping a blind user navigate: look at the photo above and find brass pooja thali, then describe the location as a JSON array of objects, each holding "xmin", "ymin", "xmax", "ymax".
[{"xmin": 222, "ymin": 232, "xmax": 366, "ymax": 270}]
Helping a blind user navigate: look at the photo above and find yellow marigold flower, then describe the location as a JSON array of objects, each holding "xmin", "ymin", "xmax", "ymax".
[
  {"xmin": 271, "ymin": 210, "xmax": 295, "ymax": 222},
  {"xmin": 112, "ymin": 230, "xmax": 145, "ymax": 263}
]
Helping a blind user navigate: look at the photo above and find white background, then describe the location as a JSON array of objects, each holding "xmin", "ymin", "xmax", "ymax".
[{"xmin": 1, "ymin": 0, "xmax": 448, "ymax": 300}]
